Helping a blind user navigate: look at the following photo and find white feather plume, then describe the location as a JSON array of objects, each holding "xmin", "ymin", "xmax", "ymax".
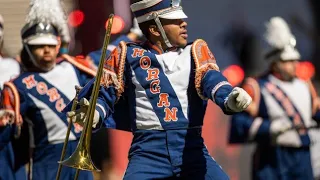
[
  {"xmin": 25, "ymin": 0, "xmax": 70, "ymax": 43},
  {"xmin": 264, "ymin": 16, "xmax": 296, "ymax": 49}
]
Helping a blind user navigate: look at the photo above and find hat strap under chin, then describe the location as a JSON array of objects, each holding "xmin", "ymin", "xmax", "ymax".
[
  {"xmin": 152, "ymin": 13, "xmax": 173, "ymax": 48},
  {"xmin": 23, "ymin": 43, "xmax": 44, "ymax": 70}
]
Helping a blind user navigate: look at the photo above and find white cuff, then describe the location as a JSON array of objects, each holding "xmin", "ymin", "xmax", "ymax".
[
  {"xmin": 211, "ymin": 81, "xmax": 231, "ymax": 103},
  {"xmin": 96, "ymin": 103, "xmax": 106, "ymax": 119}
]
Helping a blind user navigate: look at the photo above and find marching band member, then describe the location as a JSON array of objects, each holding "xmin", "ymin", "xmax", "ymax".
[
  {"xmin": 0, "ymin": 0, "xmax": 95, "ymax": 179},
  {"xmin": 0, "ymin": 13, "xmax": 26, "ymax": 180},
  {"xmin": 229, "ymin": 17, "xmax": 320, "ymax": 180},
  {"xmin": 68, "ymin": 0, "xmax": 252, "ymax": 179}
]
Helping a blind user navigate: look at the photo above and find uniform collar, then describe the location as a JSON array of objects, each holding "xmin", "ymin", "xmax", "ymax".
[{"xmin": 145, "ymin": 40, "xmax": 180, "ymax": 55}]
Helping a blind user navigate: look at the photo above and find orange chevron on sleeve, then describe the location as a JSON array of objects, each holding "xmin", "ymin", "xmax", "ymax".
[
  {"xmin": 104, "ymin": 47, "xmax": 120, "ymax": 74},
  {"xmin": 2, "ymin": 82, "xmax": 22, "ymax": 126},
  {"xmin": 192, "ymin": 39, "xmax": 219, "ymax": 69}
]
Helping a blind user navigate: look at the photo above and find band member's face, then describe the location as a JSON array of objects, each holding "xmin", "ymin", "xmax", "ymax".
[
  {"xmin": 275, "ymin": 60, "xmax": 298, "ymax": 81},
  {"xmin": 161, "ymin": 18, "xmax": 188, "ymax": 48},
  {"xmin": 31, "ymin": 45, "xmax": 58, "ymax": 71}
]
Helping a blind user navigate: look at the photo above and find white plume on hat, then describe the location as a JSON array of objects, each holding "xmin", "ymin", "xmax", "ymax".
[
  {"xmin": 25, "ymin": 0, "xmax": 70, "ymax": 43},
  {"xmin": 264, "ymin": 16, "xmax": 301, "ymax": 61},
  {"xmin": 264, "ymin": 17, "xmax": 296, "ymax": 49}
]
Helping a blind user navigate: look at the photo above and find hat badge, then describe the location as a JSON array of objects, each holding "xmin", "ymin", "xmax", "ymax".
[{"xmin": 171, "ymin": 0, "xmax": 181, "ymax": 7}]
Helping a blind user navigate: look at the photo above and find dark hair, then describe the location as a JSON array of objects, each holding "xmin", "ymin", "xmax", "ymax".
[
  {"xmin": 138, "ymin": 20, "xmax": 157, "ymax": 40},
  {"xmin": 130, "ymin": 0, "xmax": 158, "ymax": 39}
]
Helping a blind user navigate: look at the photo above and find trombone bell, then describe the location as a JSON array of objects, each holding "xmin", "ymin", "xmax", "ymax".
[{"xmin": 58, "ymin": 140, "xmax": 100, "ymax": 172}]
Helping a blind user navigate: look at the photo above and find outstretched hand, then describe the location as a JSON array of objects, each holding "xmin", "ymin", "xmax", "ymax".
[{"xmin": 225, "ymin": 87, "xmax": 252, "ymax": 112}]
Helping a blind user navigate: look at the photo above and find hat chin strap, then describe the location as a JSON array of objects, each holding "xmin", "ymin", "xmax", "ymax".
[
  {"xmin": 23, "ymin": 43, "xmax": 54, "ymax": 71},
  {"xmin": 0, "ymin": 33, "xmax": 3, "ymax": 45},
  {"xmin": 152, "ymin": 13, "xmax": 173, "ymax": 49},
  {"xmin": 24, "ymin": 43, "xmax": 40, "ymax": 67}
]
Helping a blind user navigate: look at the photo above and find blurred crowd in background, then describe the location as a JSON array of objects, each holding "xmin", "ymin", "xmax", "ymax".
[{"xmin": 1, "ymin": 0, "xmax": 320, "ymax": 180}]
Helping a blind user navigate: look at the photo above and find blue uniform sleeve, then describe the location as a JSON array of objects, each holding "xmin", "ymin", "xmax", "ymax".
[
  {"xmin": 63, "ymin": 78, "xmax": 118, "ymax": 129},
  {"xmin": 201, "ymin": 70, "xmax": 233, "ymax": 114},
  {"xmin": 0, "ymin": 126, "xmax": 13, "ymax": 150},
  {"xmin": 229, "ymin": 112, "xmax": 271, "ymax": 144},
  {"xmin": 229, "ymin": 77, "xmax": 271, "ymax": 144},
  {"xmin": 95, "ymin": 86, "xmax": 118, "ymax": 124}
]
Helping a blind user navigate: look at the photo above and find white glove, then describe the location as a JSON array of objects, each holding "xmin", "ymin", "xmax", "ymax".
[
  {"xmin": 225, "ymin": 87, "xmax": 252, "ymax": 112},
  {"xmin": 270, "ymin": 119, "xmax": 293, "ymax": 135},
  {"xmin": 67, "ymin": 98, "xmax": 100, "ymax": 128},
  {"xmin": 130, "ymin": 18, "xmax": 143, "ymax": 38},
  {"xmin": 0, "ymin": 109, "xmax": 15, "ymax": 126}
]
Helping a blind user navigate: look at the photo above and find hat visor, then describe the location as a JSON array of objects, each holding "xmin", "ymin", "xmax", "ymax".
[
  {"xmin": 27, "ymin": 36, "xmax": 58, "ymax": 45},
  {"xmin": 159, "ymin": 9, "xmax": 188, "ymax": 20}
]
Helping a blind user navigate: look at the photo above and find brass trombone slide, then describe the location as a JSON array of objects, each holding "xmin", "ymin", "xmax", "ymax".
[
  {"xmin": 55, "ymin": 85, "xmax": 82, "ymax": 180},
  {"xmin": 56, "ymin": 14, "xmax": 115, "ymax": 180}
]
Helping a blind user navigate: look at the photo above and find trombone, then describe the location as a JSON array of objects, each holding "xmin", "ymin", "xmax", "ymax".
[{"xmin": 56, "ymin": 14, "xmax": 115, "ymax": 180}]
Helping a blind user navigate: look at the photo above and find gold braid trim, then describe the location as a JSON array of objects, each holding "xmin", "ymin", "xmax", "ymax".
[
  {"xmin": 101, "ymin": 70, "xmax": 121, "ymax": 90},
  {"xmin": 117, "ymin": 41, "xmax": 127, "ymax": 98}
]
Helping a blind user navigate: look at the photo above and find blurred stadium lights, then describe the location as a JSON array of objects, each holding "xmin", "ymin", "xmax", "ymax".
[
  {"xmin": 71, "ymin": 0, "xmax": 114, "ymax": 55},
  {"xmin": 222, "ymin": 65, "xmax": 245, "ymax": 86},
  {"xmin": 221, "ymin": 61, "xmax": 316, "ymax": 86},
  {"xmin": 68, "ymin": 10, "xmax": 85, "ymax": 27},
  {"xmin": 296, "ymin": 61, "xmax": 316, "ymax": 81},
  {"xmin": 105, "ymin": 15, "xmax": 125, "ymax": 34},
  {"xmin": 113, "ymin": 0, "xmax": 132, "ymax": 31}
]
